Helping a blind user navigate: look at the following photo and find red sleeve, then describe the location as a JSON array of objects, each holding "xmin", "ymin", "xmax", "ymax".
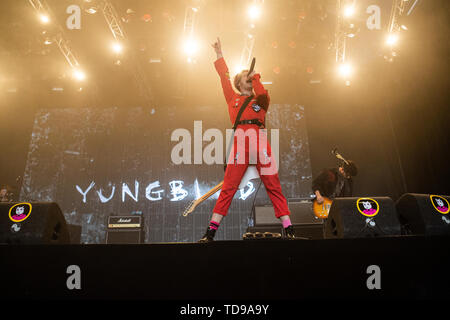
[
  {"xmin": 252, "ymin": 73, "xmax": 270, "ymax": 109},
  {"xmin": 214, "ymin": 57, "xmax": 235, "ymax": 104}
]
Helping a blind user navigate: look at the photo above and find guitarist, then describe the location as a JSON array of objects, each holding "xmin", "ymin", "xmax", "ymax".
[
  {"xmin": 199, "ymin": 38, "xmax": 294, "ymax": 242},
  {"xmin": 312, "ymin": 160, "xmax": 358, "ymax": 205}
]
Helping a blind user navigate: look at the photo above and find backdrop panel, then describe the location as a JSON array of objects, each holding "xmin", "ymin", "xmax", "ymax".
[{"xmin": 20, "ymin": 104, "xmax": 312, "ymax": 243}]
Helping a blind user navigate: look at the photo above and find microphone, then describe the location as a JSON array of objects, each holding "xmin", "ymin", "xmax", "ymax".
[
  {"xmin": 247, "ymin": 57, "xmax": 256, "ymax": 82},
  {"xmin": 249, "ymin": 57, "xmax": 256, "ymax": 75}
]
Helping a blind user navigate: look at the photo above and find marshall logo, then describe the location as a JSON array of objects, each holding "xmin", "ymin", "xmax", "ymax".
[{"xmin": 108, "ymin": 216, "xmax": 142, "ymax": 229}]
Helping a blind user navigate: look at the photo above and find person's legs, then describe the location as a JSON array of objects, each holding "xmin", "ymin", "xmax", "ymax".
[
  {"xmin": 199, "ymin": 152, "xmax": 249, "ymax": 242},
  {"xmin": 256, "ymin": 140, "xmax": 296, "ymax": 239}
]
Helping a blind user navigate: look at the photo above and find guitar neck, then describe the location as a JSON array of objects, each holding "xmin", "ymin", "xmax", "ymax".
[{"xmin": 198, "ymin": 181, "xmax": 223, "ymax": 202}]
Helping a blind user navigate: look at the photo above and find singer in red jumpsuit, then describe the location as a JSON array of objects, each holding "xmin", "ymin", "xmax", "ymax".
[{"xmin": 199, "ymin": 38, "xmax": 295, "ymax": 242}]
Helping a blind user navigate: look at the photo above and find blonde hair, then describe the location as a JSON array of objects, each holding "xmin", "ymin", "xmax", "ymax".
[{"xmin": 233, "ymin": 70, "xmax": 249, "ymax": 92}]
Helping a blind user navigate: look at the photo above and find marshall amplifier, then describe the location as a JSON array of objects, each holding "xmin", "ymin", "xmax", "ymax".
[{"xmin": 106, "ymin": 216, "xmax": 143, "ymax": 244}]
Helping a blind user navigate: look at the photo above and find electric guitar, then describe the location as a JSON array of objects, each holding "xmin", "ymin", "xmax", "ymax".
[
  {"xmin": 312, "ymin": 197, "xmax": 333, "ymax": 219},
  {"xmin": 183, "ymin": 166, "xmax": 260, "ymax": 217}
]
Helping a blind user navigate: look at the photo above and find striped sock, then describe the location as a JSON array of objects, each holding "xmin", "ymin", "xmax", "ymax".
[
  {"xmin": 209, "ymin": 221, "xmax": 220, "ymax": 231},
  {"xmin": 282, "ymin": 217, "xmax": 292, "ymax": 229}
]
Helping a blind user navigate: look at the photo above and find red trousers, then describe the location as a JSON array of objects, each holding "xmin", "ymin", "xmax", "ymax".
[{"xmin": 213, "ymin": 126, "xmax": 291, "ymax": 218}]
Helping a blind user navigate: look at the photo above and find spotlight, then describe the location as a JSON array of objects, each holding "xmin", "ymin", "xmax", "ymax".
[
  {"xmin": 73, "ymin": 69, "xmax": 86, "ymax": 81},
  {"xmin": 112, "ymin": 42, "xmax": 123, "ymax": 53},
  {"xmin": 39, "ymin": 14, "xmax": 50, "ymax": 24},
  {"xmin": 386, "ymin": 33, "xmax": 399, "ymax": 46},
  {"xmin": 234, "ymin": 65, "xmax": 245, "ymax": 76},
  {"xmin": 183, "ymin": 38, "xmax": 198, "ymax": 56},
  {"xmin": 343, "ymin": 5, "xmax": 355, "ymax": 17},
  {"xmin": 86, "ymin": 7, "xmax": 98, "ymax": 14},
  {"xmin": 338, "ymin": 63, "xmax": 352, "ymax": 78},
  {"xmin": 248, "ymin": 5, "xmax": 261, "ymax": 20}
]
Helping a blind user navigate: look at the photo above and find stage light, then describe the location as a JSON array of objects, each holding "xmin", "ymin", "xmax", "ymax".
[
  {"xmin": 112, "ymin": 42, "xmax": 123, "ymax": 53},
  {"xmin": 86, "ymin": 7, "xmax": 98, "ymax": 14},
  {"xmin": 234, "ymin": 65, "xmax": 245, "ymax": 76},
  {"xmin": 39, "ymin": 14, "xmax": 50, "ymax": 24},
  {"xmin": 248, "ymin": 5, "xmax": 261, "ymax": 20},
  {"xmin": 73, "ymin": 69, "xmax": 86, "ymax": 81},
  {"xmin": 386, "ymin": 33, "xmax": 399, "ymax": 46},
  {"xmin": 343, "ymin": 5, "xmax": 355, "ymax": 17},
  {"xmin": 183, "ymin": 38, "xmax": 198, "ymax": 56},
  {"xmin": 338, "ymin": 63, "xmax": 352, "ymax": 78}
]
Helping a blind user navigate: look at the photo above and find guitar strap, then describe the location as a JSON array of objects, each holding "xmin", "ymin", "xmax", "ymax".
[{"xmin": 224, "ymin": 95, "xmax": 254, "ymax": 170}]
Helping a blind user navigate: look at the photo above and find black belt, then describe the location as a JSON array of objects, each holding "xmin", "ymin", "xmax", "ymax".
[{"xmin": 236, "ymin": 119, "xmax": 265, "ymax": 127}]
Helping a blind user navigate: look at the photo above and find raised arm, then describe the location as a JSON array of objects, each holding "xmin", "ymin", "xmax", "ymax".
[
  {"xmin": 249, "ymin": 72, "xmax": 270, "ymax": 110},
  {"xmin": 212, "ymin": 37, "xmax": 235, "ymax": 104}
]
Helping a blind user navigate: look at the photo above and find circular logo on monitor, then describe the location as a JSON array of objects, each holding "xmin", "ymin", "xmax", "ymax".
[
  {"xmin": 430, "ymin": 195, "xmax": 449, "ymax": 214},
  {"xmin": 9, "ymin": 203, "xmax": 33, "ymax": 223},
  {"xmin": 356, "ymin": 198, "xmax": 379, "ymax": 217}
]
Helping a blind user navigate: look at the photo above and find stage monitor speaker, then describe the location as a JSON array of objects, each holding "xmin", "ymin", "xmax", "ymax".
[
  {"xmin": 106, "ymin": 216, "xmax": 143, "ymax": 244},
  {"xmin": 395, "ymin": 193, "xmax": 450, "ymax": 236},
  {"xmin": 324, "ymin": 197, "xmax": 401, "ymax": 239},
  {"xmin": 254, "ymin": 200, "xmax": 322, "ymax": 225},
  {"xmin": 0, "ymin": 202, "xmax": 70, "ymax": 244}
]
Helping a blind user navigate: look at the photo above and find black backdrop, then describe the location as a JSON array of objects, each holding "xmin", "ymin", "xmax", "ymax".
[{"xmin": 18, "ymin": 104, "xmax": 312, "ymax": 243}]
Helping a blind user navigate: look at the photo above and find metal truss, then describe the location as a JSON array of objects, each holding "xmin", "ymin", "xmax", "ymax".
[
  {"xmin": 387, "ymin": 0, "xmax": 408, "ymax": 34},
  {"xmin": 100, "ymin": 0, "xmax": 154, "ymax": 107},
  {"xmin": 335, "ymin": 0, "xmax": 348, "ymax": 63},
  {"xmin": 54, "ymin": 33, "xmax": 80, "ymax": 69},
  {"xmin": 101, "ymin": 0, "xmax": 125, "ymax": 41},
  {"xmin": 238, "ymin": 0, "xmax": 263, "ymax": 70},
  {"xmin": 183, "ymin": 6, "xmax": 198, "ymax": 37},
  {"xmin": 28, "ymin": 0, "xmax": 82, "ymax": 69}
]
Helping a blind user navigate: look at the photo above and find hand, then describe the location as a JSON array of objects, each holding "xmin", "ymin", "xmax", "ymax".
[
  {"xmin": 211, "ymin": 37, "xmax": 222, "ymax": 56},
  {"xmin": 247, "ymin": 70, "xmax": 255, "ymax": 80}
]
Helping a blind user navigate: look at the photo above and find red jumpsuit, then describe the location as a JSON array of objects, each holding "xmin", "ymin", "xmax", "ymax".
[{"xmin": 213, "ymin": 57, "xmax": 291, "ymax": 218}]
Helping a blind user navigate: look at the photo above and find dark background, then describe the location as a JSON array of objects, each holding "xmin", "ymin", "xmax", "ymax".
[{"xmin": 0, "ymin": 0, "xmax": 449, "ymax": 241}]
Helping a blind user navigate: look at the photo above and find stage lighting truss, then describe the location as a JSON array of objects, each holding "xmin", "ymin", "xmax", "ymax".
[
  {"xmin": 385, "ymin": 0, "xmax": 410, "ymax": 61},
  {"xmin": 28, "ymin": 0, "xmax": 83, "ymax": 79},
  {"xmin": 335, "ymin": 0, "xmax": 348, "ymax": 65},
  {"xmin": 237, "ymin": 0, "xmax": 262, "ymax": 75},
  {"xmin": 101, "ymin": 1, "xmax": 125, "ymax": 42},
  {"xmin": 99, "ymin": 0, "xmax": 154, "ymax": 107},
  {"xmin": 388, "ymin": 0, "xmax": 409, "ymax": 35},
  {"xmin": 182, "ymin": 6, "xmax": 199, "ymax": 61},
  {"xmin": 183, "ymin": 6, "xmax": 198, "ymax": 40}
]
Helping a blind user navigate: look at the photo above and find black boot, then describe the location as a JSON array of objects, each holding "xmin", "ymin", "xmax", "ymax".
[
  {"xmin": 284, "ymin": 225, "xmax": 296, "ymax": 240},
  {"xmin": 198, "ymin": 227, "xmax": 216, "ymax": 243}
]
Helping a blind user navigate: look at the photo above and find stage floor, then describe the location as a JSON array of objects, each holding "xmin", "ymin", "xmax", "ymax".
[{"xmin": 1, "ymin": 236, "xmax": 449, "ymax": 301}]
